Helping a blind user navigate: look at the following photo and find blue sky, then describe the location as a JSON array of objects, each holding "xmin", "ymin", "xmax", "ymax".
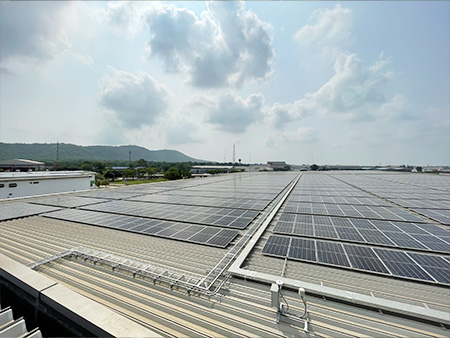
[{"xmin": 0, "ymin": 1, "xmax": 448, "ymax": 165}]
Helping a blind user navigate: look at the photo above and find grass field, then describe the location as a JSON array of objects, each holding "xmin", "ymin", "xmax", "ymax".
[{"xmin": 113, "ymin": 178, "xmax": 168, "ymax": 185}]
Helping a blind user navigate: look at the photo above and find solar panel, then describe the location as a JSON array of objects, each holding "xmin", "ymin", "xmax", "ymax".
[
  {"xmin": 335, "ymin": 227, "xmax": 364, "ymax": 242},
  {"xmin": 288, "ymin": 238, "xmax": 316, "ymax": 261},
  {"xmin": 407, "ymin": 253, "xmax": 450, "ymax": 284},
  {"xmin": 373, "ymin": 249, "xmax": 434, "ymax": 281},
  {"xmin": 42, "ymin": 209, "xmax": 238, "ymax": 248},
  {"xmin": 261, "ymin": 235, "xmax": 291, "ymax": 257},
  {"xmin": 316, "ymin": 241, "xmax": 350, "ymax": 267},
  {"xmin": 343, "ymin": 244, "xmax": 389, "ymax": 273}
]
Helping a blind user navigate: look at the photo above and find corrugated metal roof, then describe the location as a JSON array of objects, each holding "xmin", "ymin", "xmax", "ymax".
[{"xmin": 0, "ymin": 172, "xmax": 449, "ymax": 337}]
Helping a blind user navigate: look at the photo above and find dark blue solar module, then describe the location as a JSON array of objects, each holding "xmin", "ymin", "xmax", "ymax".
[
  {"xmin": 42, "ymin": 209, "xmax": 238, "ymax": 248},
  {"xmin": 261, "ymin": 235, "xmax": 450, "ymax": 285}
]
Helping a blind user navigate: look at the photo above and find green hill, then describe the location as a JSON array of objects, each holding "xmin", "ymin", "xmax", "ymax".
[{"xmin": 0, "ymin": 143, "xmax": 201, "ymax": 163}]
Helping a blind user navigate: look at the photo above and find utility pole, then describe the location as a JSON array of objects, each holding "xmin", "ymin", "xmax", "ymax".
[
  {"xmin": 129, "ymin": 151, "xmax": 131, "ymax": 167},
  {"xmin": 232, "ymin": 144, "xmax": 236, "ymax": 163},
  {"xmin": 56, "ymin": 141, "xmax": 59, "ymax": 162}
]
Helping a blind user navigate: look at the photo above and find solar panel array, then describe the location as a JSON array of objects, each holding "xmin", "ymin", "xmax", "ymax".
[
  {"xmin": 262, "ymin": 234, "xmax": 450, "ymax": 285},
  {"xmin": 0, "ymin": 202, "xmax": 61, "ymax": 221},
  {"xmin": 129, "ymin": 194, "xmax": 269, "ymax": 211},
  {"xmin": 81, "ymin": 200, "xmax": 259, "ymax": 229},
  {"xmin": 263, "ymin": 172, "xmax": 450, "ymax": 285},
  {"xmin": 43, "ymin": 209, "xmax": 238, "ymax": 248},
  {"xmin": 273, "ymin": 214, "xmax": 450, "ymax": 253},
  {"xmin": 330, "ymin": 173, "xmax": 450, "ymax": 225},
  {"xmin": 160, "ymin": 189, "xmax": 278, "ymax": 201},
  {"xmin": 283, "ymin": 202, "xmax": 425, "ymax": 222}
]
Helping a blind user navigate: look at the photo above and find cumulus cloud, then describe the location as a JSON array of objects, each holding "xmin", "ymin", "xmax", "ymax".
[
  {"xmin": 99, "ymin": 68, "xmax": 171, "ymax": 129},
  {"xmin": 0, "ymin": 2, "xmax": 75, "ymax": 74},
  {"xmin": 208, "ymin": 92, "xmax": 265, "ymax": 133},
  {"xmin": 294, "ymin": 4, "xmax": 353, "ymax": 46},
  {"xmin": 144, "ymin": 2, "xmax": 274, "ymax": 87},
  {"xmin": 270, "ymin": 52, "xmax": 401, "ymax": 127},
  {"xmin": 101, "ymin": 2, "xmax": 147, "ymax": 37}
]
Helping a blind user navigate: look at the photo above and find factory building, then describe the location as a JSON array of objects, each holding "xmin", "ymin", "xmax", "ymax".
[{"xmin": 0, "ymin": 171, "xmax": 95, "ymax": 199}]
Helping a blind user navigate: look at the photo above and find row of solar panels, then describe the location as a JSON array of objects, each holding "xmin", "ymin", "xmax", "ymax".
[
  {"xmin": 128, "ymin": 194, "xmax": 270, "ymax": 211},
  {"xmin": 283, "ymin": 202, "xmax": 424, "ymax": 223},
  {"xmin": 81, "ymin": 200, "xmax": 259, "ymax": 229},
  {"xmin": 273, "ymin": 214, "xmax": 450, "ymax": 253},
  {"xmin": 412, "ymin": 209, "xmax": 450, "ymax": 226},
  {"xmin": 262, "ymin": 235, "xmax": 450, "ymax": 285},
  {"xmin": 43, "ymin": 209, "xmax": 239, "ymax": 248},
  {"xmin": 287, "ymin": 195, "xmax": 390, "ymax": 206}
]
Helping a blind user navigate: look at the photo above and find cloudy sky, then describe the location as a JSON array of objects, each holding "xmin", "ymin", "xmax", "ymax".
[{"xmin": 1, "ymin": 1, "xmax": 448, "ymax": 165}]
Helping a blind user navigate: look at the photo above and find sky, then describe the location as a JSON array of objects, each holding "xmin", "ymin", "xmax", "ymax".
[{"xmin": 0, "ymin": 1, "xmax": 448, "ymax": 166}]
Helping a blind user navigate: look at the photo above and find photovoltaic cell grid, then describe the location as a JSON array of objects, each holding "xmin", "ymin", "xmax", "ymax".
[
  {"xmin": 392, "ymin": 199, "xmax": 450, "ymax": 209},
  {"xmin": 412, "ymin": 209, "xmax": 450, "ymax": 226},
  {"xmin": 328, "ymin": 174, "xmax": 450, "ymax": 224},
  {"xmin": 79, "ymin": 190, "xmax": 146, "ymax": 200},
  {"xmin": 42, "ymin": 209, "xmax": 239, "ymax": 248},
  {"xmin": 262, "ymin": 235, "xmax": 450, "ymax": 285},
  {"xmin": 283, "ymin": 202, "xmax": 425, "ymax": 223},
  {"xmin": 287, "ymin": 195, "xmax": 390, "ymax": 206},
  {"xmin": 161, "ymin": 189, "xmax": 278, "ymax": 201},
  {"xmin": 273, "ymin": 214, "xmax": 450, "ymax": 253},
  {"xmin": 81, "ymin": 200, "xmax": 259, "ymax": 229},
  {"xmin": 29, "ymin": 196, "xmax": 108, "ymax": 208},
  {"xmin": 0, "ymin": 202, "xmax": 61, "ymax": 221},
  {"xmin": 128, "ymin": 194, "xmax": 269, "ymax": 211}
]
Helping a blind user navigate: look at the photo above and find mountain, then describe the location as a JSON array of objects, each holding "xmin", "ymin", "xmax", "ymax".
[{"xmin": 0, "ymin": 143, "xmax": 202, "ymax": 163}]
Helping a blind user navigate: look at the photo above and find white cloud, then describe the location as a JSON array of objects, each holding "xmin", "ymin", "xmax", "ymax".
[
  {"xmin": 207, "ymin": 92, "xmax": 265, "ymax": 133},
  {"xmin": 294, "ymin": 4, "xmax": 353, "ymax": 46},
  {"xmin": 99, "ymin": 67, "xmax": 171, "ymax": 129},
  {"xmin": 101, "ymin": 2, "xmax": 147, "ymax": 37},
  {"xmin": 270, "ymin": 52, "xmax": 400, "ymax": 127},
  {"xmin": 0, "ymin": 2, "xmax": 75, "ymax": 74},
  {"xmin": 144, "ymin": 2, "xmax": 274, "ymax": 87}
]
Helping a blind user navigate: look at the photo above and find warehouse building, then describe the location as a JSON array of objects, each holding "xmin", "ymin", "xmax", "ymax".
[
  {"xmin": 0, "ymin": 171, "xmax": 95, "ymax": 199},
  {"xmin": 0, "ymin": 171, "xmax": 449, "ymax": 337}
]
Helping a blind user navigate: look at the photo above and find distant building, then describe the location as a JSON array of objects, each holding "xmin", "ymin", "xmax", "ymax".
[
  {"xmin": 0, "ymin": 158, "xmax": 45, "ymax": 171},
  {"xmin": 190, "ymin": 165, "xmax": 234, "ymax": 174},
  {"xmin": 267, "ymin": 161, "xmax": 290, "ymax": 171},
  {"xmin": 0, "ymin": 171, "xmax": 95, "ymax": 199}
]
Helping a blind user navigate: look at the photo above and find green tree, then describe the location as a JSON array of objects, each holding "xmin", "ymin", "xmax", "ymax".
[
  {"xmin": 146, "ymin": 167, "xmax": 157, "ymax": 177},
  {"xmin": 137, "ymin": 158, "xmax": 148, "ymax": 167},
  {"xmin": 122, "ymin": 168, "xmax": 137, "ymax": 180},
  {"xmin": 310, "ymin": 164, "xmax": 319, "ymax": 171},
  {"xmin": 164, "ymin": 167, "xmax": 181, "ymax": 180}
]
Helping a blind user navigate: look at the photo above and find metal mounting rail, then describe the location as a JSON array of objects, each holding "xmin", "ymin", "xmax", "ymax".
[{"xmin": 29, "ymin": 246, "xmax": 206, "ymax": 292}]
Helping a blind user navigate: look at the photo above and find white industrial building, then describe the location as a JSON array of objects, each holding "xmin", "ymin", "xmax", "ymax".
[{"xmin": 0, "ymin": 171, "xmax": 95, "ymax": 199}]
